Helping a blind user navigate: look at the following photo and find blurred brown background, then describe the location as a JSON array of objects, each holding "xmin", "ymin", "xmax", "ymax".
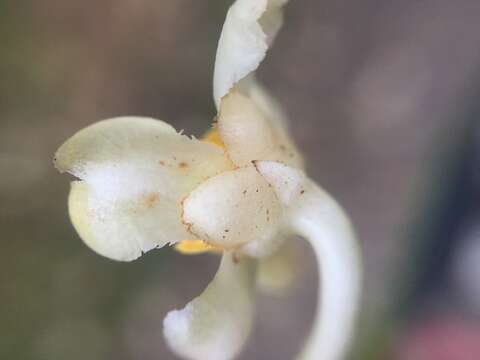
[{"xmin": 2, "ymin": 0, "xmax": 480, "ymax": 359}]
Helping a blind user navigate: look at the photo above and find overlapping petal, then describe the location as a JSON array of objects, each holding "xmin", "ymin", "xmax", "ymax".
[
  {"xmin": 213, "ymin": 0, "xmax": 289, "ymax": 106},
  {"xmin": 54, "ymin": 117, "xmax": 233, "ymax": 261},
  {"xmin": 182, "ymin": 166, "xmax": 282, "ymax": 256},
  {"xmin": 217, "ymin": 91, "xmax": 303, "ymax": 168},
  {"xmin": 163, "ymin": 254, "xmax": 256, "ymax": 360}
]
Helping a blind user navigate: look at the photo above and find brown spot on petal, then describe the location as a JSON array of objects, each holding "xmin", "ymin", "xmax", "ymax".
[
  {"xmin": 233, "ymin": 253, "xmax": 240, "ymax": 264},
  {"xmin": 178, "ymin": 162, "xmax": 188, "ymax": 168},
  {"xmin": 144, "ymin": 193, "xmax": 160, "ymax": 208}
]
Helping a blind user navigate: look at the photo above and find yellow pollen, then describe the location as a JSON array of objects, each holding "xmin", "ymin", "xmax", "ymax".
[
  {"xmin": 202, "ymin": 126, "xmax": 225, "ymax": 148},
  {"xmin": 174, "ymin": 239, "xmax": 223, "ymax": 255}
]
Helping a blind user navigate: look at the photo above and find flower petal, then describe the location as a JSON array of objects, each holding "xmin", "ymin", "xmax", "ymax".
[
  {"xmin": 183, "ymin": 166, "xmax": 282, "ymax": 256},
  {"xmin": 213, "ymin": 0, "xmax": 289, "ymax": 106},
  {"xmin": 163, "ymin": 253, "xmax": 256, "ymax": 360},
  {"xmin": 217, "ymin": 91, "xmax": 303, "ymax": 168},
  {"xmin": 254, "ymin": 160, "xmax": 306, "ymax": 206},
  {"xmin": 256, "ymin": 236, "xmax": 300, "ymax": 294},
  {"xmin": 55, "ymin": 117, "xmax": 233, "ymax": 261},
  {"xmin": 237, "ymin": 75, "xmax": 289, "ymax": 130},
  {"xmin": 255, "ymin": 160, "xmax": 362, "ymax": 360}
]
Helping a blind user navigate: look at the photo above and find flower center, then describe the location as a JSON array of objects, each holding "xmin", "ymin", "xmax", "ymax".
[{"xmin": 174, "ymin": 127, "xmax": 225, "ymax": 255}]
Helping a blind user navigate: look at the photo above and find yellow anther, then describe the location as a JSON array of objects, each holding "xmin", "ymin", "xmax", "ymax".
[
  {"xmin": 174, "ymin": 239, "xmax": 222, "ymax": 255},
  {"xmin": 202, "ymin": 126, "xmax": 225, "ymax": 148}
]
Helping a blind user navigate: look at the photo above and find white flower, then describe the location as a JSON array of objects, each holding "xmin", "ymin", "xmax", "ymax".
[{"xmin": 54, "ymin": 1, "xmax": 362, "ymax": 359}]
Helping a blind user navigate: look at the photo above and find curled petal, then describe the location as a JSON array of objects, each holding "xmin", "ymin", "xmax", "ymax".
[
  {"xmin": 256, "ymin": 161, "xmax": 362, "ymax": 360},
  {"xmin": 183, "ymin": 166, "xmax": 282, "ymax": 257},
  {"xmin": 54, "ymin": 117, "xmax": 232, "ymax": 184},
  {"xmin": 213, "ymin": 0, "xmax": 289, "ymax": 106},
  {"xmin": 55, "ymin": 117, "xmax": 233, "ymax": 261},
  {"xmin": 163, "ymin": 254, "xmax": 256, "ymax": 360},
  {"xmin": 217, "ymin": 91, "xmax": 303, "ymax": 168}
]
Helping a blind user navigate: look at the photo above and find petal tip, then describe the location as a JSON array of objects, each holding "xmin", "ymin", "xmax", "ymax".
[{"xmin": 213, "ymin": 0, "xmax": 289, "ymax": 106}]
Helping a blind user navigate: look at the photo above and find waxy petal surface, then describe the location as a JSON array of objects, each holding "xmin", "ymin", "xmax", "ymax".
[
  {"xmin": 164, "ymin": 254, "xmax": 256, "ymax": 360},
  {"xmin": 55, "ymin": 117, "xmax": 233, "ymax": 261},
  {"xmin": 213, "ymin": 0, "xmax": 289, "ymax": 106},
  {"xmin": 183, "ymin": 166, "xmax": 282, "ymax": 256},
  {"xmin": 218, "ymin": 91, "xmax": 303, "ymax": 168}
]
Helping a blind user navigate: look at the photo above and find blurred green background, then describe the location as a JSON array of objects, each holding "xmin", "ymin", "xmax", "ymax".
[{"xmin": 2, "ymin": 0, "xmax": 480, "ymax": 359}]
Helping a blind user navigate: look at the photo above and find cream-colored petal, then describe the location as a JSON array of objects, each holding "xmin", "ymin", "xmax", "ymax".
[
  {"xmin": 163, "ymin": 253, "xmax": 256, "ymax": 360},
  {"xmin": 236, "ymin": 75, "xmax": 289, "ymax": 130},
  {"xmin": 55, "ymin": 117, "xmax": 233, "ymax": 261},
  {"xmin": 68, "ymin": 181, "xmax": 189, "ymax": 261},
  {"xmin": 54, "ymin": 117, "xmax": 232, "ymax": 185},
  {"xmin": 256, "ymin": 235, "xmax": 300, "ymax": 294},
  {"xmin": 255, "ymin": 160, "xmax": 362, "ymax": 360},
  {"xmin": 254, "ymin": 160, "xmax": 306, "ymax": 205},
  {"xmin": 217, "ymin": 91, "xmax": 303, "ymax": 168},
  {"xmin": 213, "ymin": 0, "xmax": 289, "ymax": 107},
  {"xmin": 182, "ymin": 166, "xmax": 282, "ymax": 257}
]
